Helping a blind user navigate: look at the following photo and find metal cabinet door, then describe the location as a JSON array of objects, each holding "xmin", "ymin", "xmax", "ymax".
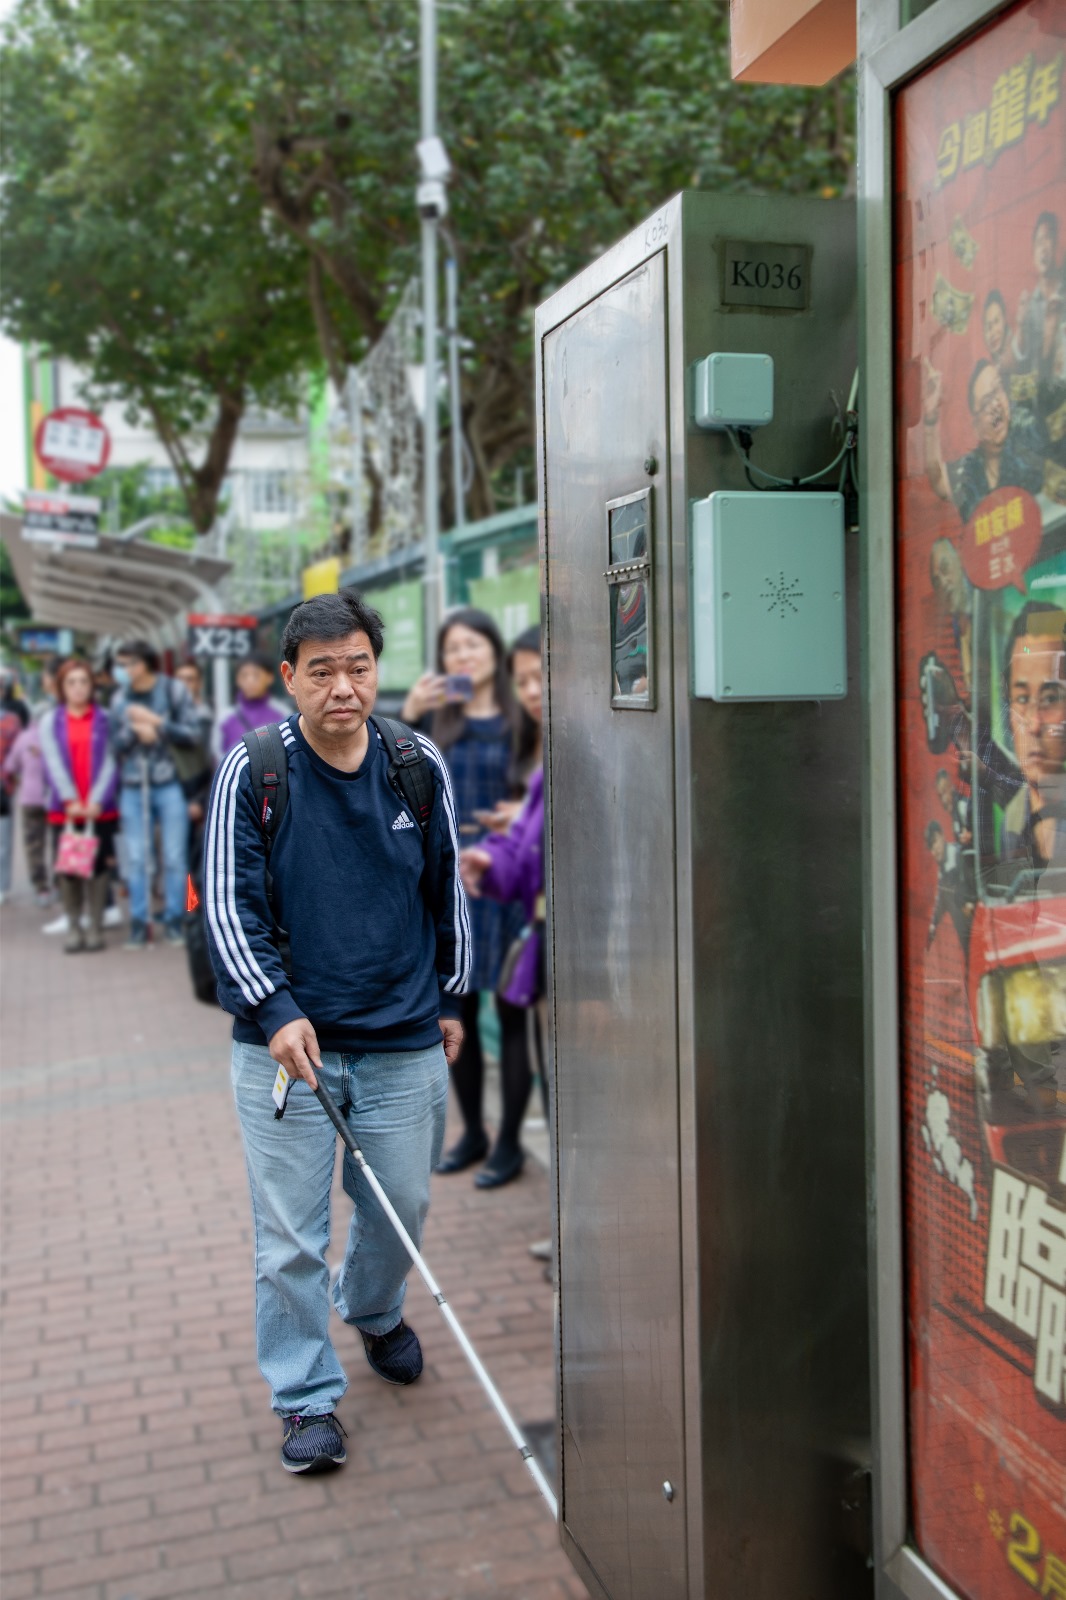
[{"xmin": 542, "ymin": 252, "xmax": 686, "ymax": 1599}]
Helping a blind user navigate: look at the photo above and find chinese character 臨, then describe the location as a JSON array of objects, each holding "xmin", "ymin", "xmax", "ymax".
[
  {"xmin": 937, "ymin": 122, "xmax": 961, "ymax": 184},
  {"xmin": 1028, "ymin": 54, "xmax": 1063, "ymax": 126},
  {"xmin": 1035, "ymin": 1283, "xmax": 1064, "ymax": 1405},
  {"xmin": 976, "ymin": 513, "xmax": 991, "ymax": 546},
  {"xmin": 1020, "ymin": 1184, "xmax": 1066, "ymax": 1288},
  {"xmin": 985, "ymin": 1167, "xmax": 1026, "ymax": 1319},
  {"xmin": 1007, "ymin": 495, "xmax": 1024, "ymax": 531},
  {"xmin": 988, "ymin": 58, "xmax": 1033, "ymax": 156}
]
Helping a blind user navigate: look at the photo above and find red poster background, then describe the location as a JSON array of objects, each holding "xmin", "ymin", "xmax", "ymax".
[{"xmin": 895, "ymin": 5, "xmax": 1066, "ymax": 1598}]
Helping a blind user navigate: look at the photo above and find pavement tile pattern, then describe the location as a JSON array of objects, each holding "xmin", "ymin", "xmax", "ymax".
[{"xmin": 0, "ymin": 890, "xmax": 585, "ymax": 1600}]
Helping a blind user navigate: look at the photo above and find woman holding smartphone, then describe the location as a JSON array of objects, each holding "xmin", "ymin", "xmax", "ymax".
[{"xmin": 402, "ymin": 608, "xmax": 531, "ymax": 1187}]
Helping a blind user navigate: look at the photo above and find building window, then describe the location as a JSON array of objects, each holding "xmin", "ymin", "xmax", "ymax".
[
  {"xmin": 248, "ymin": 470, "xmax": 296, "ymax": 514},
  {"xmin": 144, "ymin": 467, "xmax": 180, "ymax": 495}
]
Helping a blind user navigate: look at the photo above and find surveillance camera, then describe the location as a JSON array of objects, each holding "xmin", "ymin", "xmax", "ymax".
[{"xmin": 417, "ymin": 179, "xmax": 449, "ymax": 221}]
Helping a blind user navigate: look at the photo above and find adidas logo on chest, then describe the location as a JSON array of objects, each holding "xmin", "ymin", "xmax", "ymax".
[{"xmin": 391, "ymin": 811, "xmax": 415, "ymax": 831}]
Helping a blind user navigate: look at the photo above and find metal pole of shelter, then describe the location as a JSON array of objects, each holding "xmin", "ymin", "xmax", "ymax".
[
  {"xmin": 445, "ymin": 253, "xmax": 465, "ymax": 533},
  {"xmin": 420, "ymin": 0, "xmax": 441, "ymax": 670},
  {"xmin": 208, "ymin": 510, "xmax": 232, "ymax": 723}
]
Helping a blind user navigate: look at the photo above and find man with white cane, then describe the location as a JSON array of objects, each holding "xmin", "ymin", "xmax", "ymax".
[{"xmin": 203, "ymin": 591, "xmax": 469, "ymax": 1474}]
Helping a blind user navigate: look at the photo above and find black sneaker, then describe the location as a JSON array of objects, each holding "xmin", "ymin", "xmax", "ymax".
[
  {"xmin": 359, "ymin": 1321, "xmax": 423, "ymax": 1385},
  {"xmin": 123, "ymin": 920, "xmax": 148, "ymax": 950},
  {"xmin": 163, "ymin": 919, "xmax": 186, "ymax": 947},
  {"xmin": 280, "ymin": 1411, "xmax": 347, "ymax": 1473}
]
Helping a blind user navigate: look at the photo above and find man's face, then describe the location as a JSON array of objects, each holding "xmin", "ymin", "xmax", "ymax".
[
  {"xmin": 984, "ymin": 300, "xmax": 1007, "ymax": 360},
  {"xmin": 931, "ymin": 541, "xmax": 967, "ymax": 616},
  {"xmin": 936, "ymin": 775, "xmax": 953, "ymax": 813},
  {"xmin": 1033, "ymin": 221, "xmax": 1056, "ymax": 280},
  {"xmin": 116, "ymin": 654, "xmax": 152, "ymax": 691},
  {"xmin": 1008, "ymin": 629, "xmax": 1066, "ymax": 789},
  {"xmin": 280, "ymin": 630, "xmax": 378, "ymax": 745},
  {"xmin": 971, "ymin": 364, "xmax": 1010, "ymax": 449},
  {"xmin": 930, "ymin": 832, "xmax": 946, "ymax": 865},
  {"xmin": 236, "ymin": 662, "xmax": 273, "ymax": 702},
  {"xmin": 176, "ymin": 666, "xmax": 201, "ymax": 700}
]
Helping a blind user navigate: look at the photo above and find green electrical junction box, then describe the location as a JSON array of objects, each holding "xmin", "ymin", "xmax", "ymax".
[{"xmin": 690, "ymin": 489, "xmax": 846, "ymax": 701}]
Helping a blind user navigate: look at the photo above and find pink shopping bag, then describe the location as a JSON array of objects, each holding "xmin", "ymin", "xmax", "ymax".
[{"xmin": 55, "ymin": 822, "xmax": 99, "ymax": 879}]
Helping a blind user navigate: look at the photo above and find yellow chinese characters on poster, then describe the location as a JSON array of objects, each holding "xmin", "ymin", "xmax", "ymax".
[{"xmin": 895, "ymin": 3, "xmax": 1066, "ymax": 1597}]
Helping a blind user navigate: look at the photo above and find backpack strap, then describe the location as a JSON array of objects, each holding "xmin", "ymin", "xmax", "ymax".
[
  {"xmin": 374, "ymin": 716, "xmax": 434, "ymax": 840},
  {"xmin": 243, "ymin": 723, "xmax": 290, "ymax": 849},
  {"xmin": 242, "ymin": 722, "xmax": 292, "ymax": 976}
]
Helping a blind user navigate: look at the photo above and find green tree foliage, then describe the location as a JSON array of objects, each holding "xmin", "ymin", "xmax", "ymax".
[
  {"xmin": 0, "ymin": 0, "xmax": 320, "ymax": 533},
  {"xmin": 1, "ymin": 0, "xmax": 853, "ymax": 526},
  {"xmin": 91, "ymin": 464, "xmax": 196, "ymax": 549},
  {"xmin": 0, "ymin": 541, "xmax": 30, "ymax": 623}
]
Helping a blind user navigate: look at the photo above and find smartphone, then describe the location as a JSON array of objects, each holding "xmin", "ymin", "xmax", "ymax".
[{"xmin": 444, "ymin": 673, "xmax": 473, "ymax": 704}]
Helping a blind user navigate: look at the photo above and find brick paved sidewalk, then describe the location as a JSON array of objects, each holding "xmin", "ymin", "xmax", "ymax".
[{"xmin": 0, "ymin": 887, "xmax": 585, "ymax": 1600}]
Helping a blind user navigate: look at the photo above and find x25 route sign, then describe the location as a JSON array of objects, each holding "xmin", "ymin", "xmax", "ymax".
[{"xmin": 186, "ymin": 613, "xmax": 258, "ymax": 659}]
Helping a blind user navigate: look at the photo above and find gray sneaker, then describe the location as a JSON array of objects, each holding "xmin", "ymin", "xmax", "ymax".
[
  {"xmin": 124, "ymin": 920, "xmax": 148, "ymax": 950},
  {"xmin": 163, "ymin": 919, "xmax": 185, "ymax": 947},
  {"xmin": 280, "ymin": 1412, "xmax": 347, "ymax": 1473}
]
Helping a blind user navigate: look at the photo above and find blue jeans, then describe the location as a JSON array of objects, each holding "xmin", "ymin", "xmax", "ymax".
[
  {"xmin": 119, "ymin": 779, "xmax": 188, "ymax": 925},
  {"xmin": 231, "ymin": 1038, "xmax": 449, "ymax": 1416}
]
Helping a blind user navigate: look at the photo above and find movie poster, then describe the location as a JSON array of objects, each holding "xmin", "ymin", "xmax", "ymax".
[{"xmin": 895, "ymin": 4, "xmax": 1066, "ymax": 1596}]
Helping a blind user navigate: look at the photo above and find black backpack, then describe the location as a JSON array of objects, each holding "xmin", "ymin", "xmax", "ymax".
[{"xmin": 242, "ymin": 716, "xmax": 435, "ymax": 975}]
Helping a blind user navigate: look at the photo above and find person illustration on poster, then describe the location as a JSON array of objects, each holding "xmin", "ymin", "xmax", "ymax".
[
  {"xmin": 929, "ymin": 536, "xmax": 974, "ymax": 703},
  {"xmin": 935, "ymin": 766, "xmax": 972, "ymax": 846},
  {"xmin": 923, "ymin": 356, "xmax": 1045, "ymax": 524},
  {"xmin": 982, "ymin": 288, "xmax": 1015, "ymax": 377},
  {"xmin": 1014, "ymin": 212, "xmax": 1066, "ymax": 401},
  {"xmin": 1000, "ymin": 600, "xmax": 1066, "ymax": 871},
  {"xmin": 924, "ymin": 818, "xmax": 973, "ymax": 957}
]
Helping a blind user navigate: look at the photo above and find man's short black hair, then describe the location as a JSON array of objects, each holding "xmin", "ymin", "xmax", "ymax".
[
  {"xmin": 116, "ymin": 639, "xmax": 160, "ymax": 672},
  {"xmin": 280, "ymin": 590, "xmax": 385, "ymax": 667},
  {"xmin": 1033, "ymin": 210, "xmax": 1059, "ymax": 250},
  {"xmin": 983, "ymin": 287, "xmax": 1007, "ymax": 320},
  {"xmin": 925, "ymin": 819, "xmax": 944, "ymax": 849},
  {"xmin": 967, "ymin": 357, "xmax": 996, "ymax": 414}
]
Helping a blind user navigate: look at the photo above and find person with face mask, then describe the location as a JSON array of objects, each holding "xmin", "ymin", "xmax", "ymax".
[{"xmin": 108, "ymin": 640, "xmax": 202, "ymax": 948}]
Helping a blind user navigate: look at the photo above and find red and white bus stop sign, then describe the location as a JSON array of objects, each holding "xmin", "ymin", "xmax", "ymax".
[{"xmin": 33, "ymin": 407, "xmax": 111, "ymax": 483}]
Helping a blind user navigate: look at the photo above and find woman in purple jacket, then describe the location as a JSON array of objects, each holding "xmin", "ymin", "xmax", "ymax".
[
  {"xmin": 38, "ymin": 659, "xmax": 120, "ymax": 952},
  {"xmin": 459, "ymin": 628, "xmax": 546, "ymax": 1167}
]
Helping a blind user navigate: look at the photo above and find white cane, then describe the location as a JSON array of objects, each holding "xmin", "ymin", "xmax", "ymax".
[
  {"xmin": 141, "ymin": 750, "xmax": 153, "ymax": 942},
  {"xmin": 312, "ymin": 1077, "xmax": 558, "ymax": 1520}
]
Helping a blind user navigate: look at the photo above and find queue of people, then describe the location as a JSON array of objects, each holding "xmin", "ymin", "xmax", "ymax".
[{"xmin": 0, "ymin": 641, "xmax": 292, "ymax": 951}]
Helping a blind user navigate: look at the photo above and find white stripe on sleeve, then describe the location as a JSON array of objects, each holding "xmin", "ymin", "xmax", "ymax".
[
  {"xmin": 204, "ymin": 746, "xmax": 275, "ymax": 1006},
  {"xmin": 416, "ymin": 735, "xmax": 471, "ymax": 994}
]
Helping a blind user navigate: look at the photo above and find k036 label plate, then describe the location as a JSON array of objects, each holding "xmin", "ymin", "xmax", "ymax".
[{"xmin": 721, "ymin": 241, "xmax": 810, "ymax": 310}]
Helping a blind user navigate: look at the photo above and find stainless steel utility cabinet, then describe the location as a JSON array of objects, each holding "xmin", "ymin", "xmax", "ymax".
[{"xmin": 536, "ymin": 193, "xmax": 869, "ymax": 1600}]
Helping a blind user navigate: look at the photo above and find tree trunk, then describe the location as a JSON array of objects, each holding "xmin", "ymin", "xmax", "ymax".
[{"xmin": 186, "ymin": 390, "xmax": 246, "ymax": 535}]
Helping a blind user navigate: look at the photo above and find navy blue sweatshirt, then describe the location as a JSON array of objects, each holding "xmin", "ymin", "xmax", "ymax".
[{"xmin": 203, "ymin": 714, "xmax": 470, "ymax": 1052}]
